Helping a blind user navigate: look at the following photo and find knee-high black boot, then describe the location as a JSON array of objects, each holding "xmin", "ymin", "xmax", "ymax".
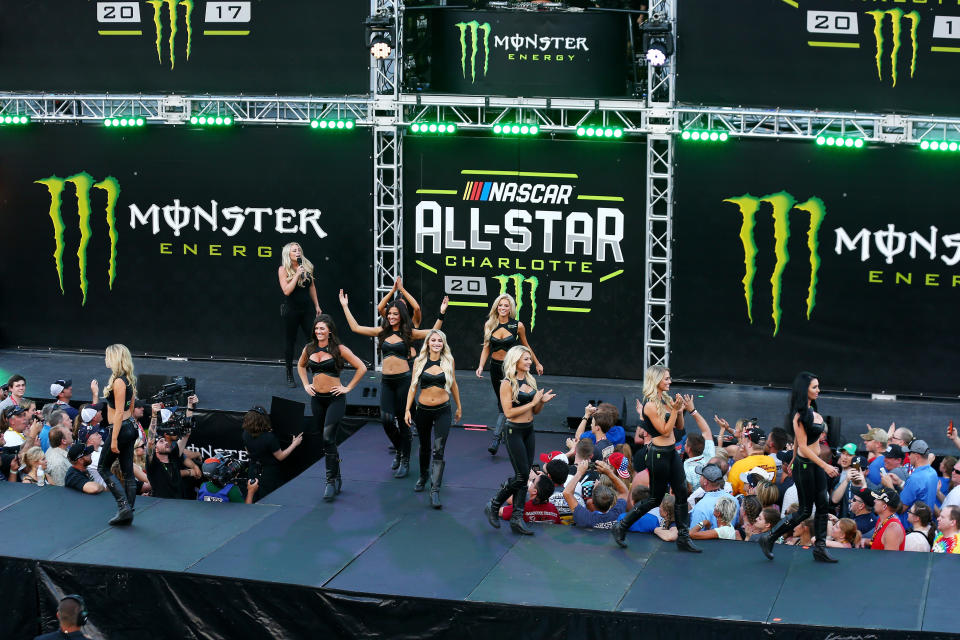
[
  {"xmin": 104, "ymin": 475, "xmax": 133, "ymax": 526},
  {"xmin": 612, "ymin": 499, "xmax": 652, "ymax": 548},
  {"xmin": 394, "ymin": 431, "xmax": 411, "ymax": 479},
  {"xmin": 488, "ymin": 414, "xmax": 506, "ymax": 455},
  {"xmin": 124, "ymin": 477, "xmax": 138, "ymax": 511},
  {"xmin": 759, "ymin": 514, "xmax": 795, "ymax": 559},
  {"xmin": 509, "ymin": 483, "xmax": 534, "ymax": 535},
  {"xmin": 812, "ymin": 511, "xmax": 838, "ymax": 563},
  {"xmin": 429, "ymin": 460, "xmax": 445, "ymax": 509},
  {"xmin": 323, "ymin": 452, "xmax": 340, "ymax": 502},
  {"xmin": 485, "ymin": 479, "xmax": 512, "ymax": 529}
]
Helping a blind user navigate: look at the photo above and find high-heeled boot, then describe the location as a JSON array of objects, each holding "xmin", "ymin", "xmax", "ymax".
[
  {"xmin": 105, "ymin": 476, "xmax": 133, "ymax": 526},
  {"xmin": 487, "ymin": 414, "xmax": 506, "ymax": 455},
  {"xmin": 759, "ymin": 516, "xmax": 794, "ymax": 560},
  {"xmin": 323, "ymin": 454, "xmax": 340, "ymax": 502},
  {"xmin": 285, "ymin": 368, "xmax": 296, "ymax": 388},
  {"xmin": 812, "ymin": 511, "xmax": 838, "ymax": 563},
  {"xmin": 124, "ymin": 477, "xmax": 138, "ymax": 512},
  {"xmin": 674, "ymin": 496, "xmax": 702, "ymax": 553},
  {"xmin": 393, "ymin": 434, "xmax": 411, "ymax": 479},
  {"xmin": 484, "ymin": 479, "xmax": 512, "ymax": 529},
  {"xmin": 429, "ymin": 459, "xmax": 445, "ymax": 509},
  {"xmin": 509, "ymin": 485, "xmax": 534, "ymax": 536}
]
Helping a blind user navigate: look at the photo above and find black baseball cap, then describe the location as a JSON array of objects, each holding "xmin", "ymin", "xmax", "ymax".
[
  {"xmin": 871, "ymin": 487, "xmax": 901, "ymax": 510},
  {"xmin": 885, "ymin": 444, "xmax": 905, "ymax": 460},
  {"xmin": 67, "ymin": 443, "xmax": 95, "ymax": 462},
  {"xmin": 2, "ymin": 405, "xmax": 27, "ymax": 419}
]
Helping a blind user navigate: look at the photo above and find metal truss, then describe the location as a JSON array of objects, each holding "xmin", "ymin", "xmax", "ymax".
[
  {"xmin": 646, "ymin": 0, "xmax": 675, "ymax": 107},
  {"xmin": 643, "ymin": 135, "xmax": 673, "ymax": 371},
  {"xmin": 371, "ymin": 0, "xmax": 401, "ymax": 97}
]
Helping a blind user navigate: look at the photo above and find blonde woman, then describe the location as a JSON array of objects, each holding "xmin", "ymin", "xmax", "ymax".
[
  {"xmin": 475, "ymin": 294, "xmax": 543, "ymax": 456},
  {"xmin": 404, "ymin": 330, "xmax": 462, "ymax": 508},
  {"xmin": 279, "ymin": 242, "xmax": 322, "ymax": 387},
  {"xmin": 612, "ymin": 365, "xmax": 700, "ymax": 552},
  {"xmin": 101, "ymin": 344, "xmax": 138, "ymax": 525},
  {"xmin": 20, "ymin": 446, "xmax": 46, "ymax": 485},
  {"xmin": 483, "ymin": 345, "xmax": 555, "ymax": 535}
]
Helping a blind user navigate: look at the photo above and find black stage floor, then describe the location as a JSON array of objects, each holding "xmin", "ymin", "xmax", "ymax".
[
  {"xmin": 3, "ymin": 424, "xmax": 957, "ymax": 639},
  {"xmin": 2, "ymin": 348, "xmax": 960, "ymax": 453}
]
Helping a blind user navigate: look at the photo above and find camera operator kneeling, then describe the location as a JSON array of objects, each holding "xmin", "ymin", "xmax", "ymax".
[
  {"xmin": 198, "ymin": 456, "xmax": 258, "ymax": 504},
  {"xmin": 146, "ymin": 400, "xmax": 200, "ymax": 499}
]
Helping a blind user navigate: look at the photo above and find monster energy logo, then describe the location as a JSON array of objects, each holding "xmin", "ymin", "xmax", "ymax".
[
  {"xmin": 724, "ymin": 192, "xmax": 826, "ymax": 337},
  {"xmin": 494, "ymin": 273, "xmax": 538, "ymax": 331},
  {"xmin": 36, "ymin": 173, "xmax": 121, "ymax": 306},
  {"xmin": 148, "ymin": 0, "xmax": 195, "ymax": 70},
  {"xmin": 455, "ymin": 20, "xmax": 491, "ymax": 83},
  {"xmin": 866, "ymin": 9, "xmax": 919, "ymax": 87}
]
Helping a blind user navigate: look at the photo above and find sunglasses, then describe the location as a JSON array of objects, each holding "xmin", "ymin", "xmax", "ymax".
[{"xmin": 953, "ymin": 468, "xmax": 960, "ymax": 474}]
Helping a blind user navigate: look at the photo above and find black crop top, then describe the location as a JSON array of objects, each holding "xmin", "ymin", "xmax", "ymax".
[
  {"xmin": 307, "ymin": 346, "xmax": 341, "ymax": 377},
  {"xmin": 638, "ymin": 402, "xmax": 683, "ymax": 441},
  {"xmin": 381, "ymin": 332, "xmax": 409, "ymax": 360},
  {"xmin": 420, "ymin": 359, "xmax": 447, "ymax": 390},
  {"xmin": 798, "ymin": 408, "xmax": 825, "ymax": 445},
  {"xmin": 488, "ymin": 320, "xmax": 519, "ymax": 352},
  {"xmin": 513, "ymin": 379, "xmax": 536, "ymax": 407},
  {"xmin": 105, "ymin": 375, "xmax": 133, "ymax": 411}
]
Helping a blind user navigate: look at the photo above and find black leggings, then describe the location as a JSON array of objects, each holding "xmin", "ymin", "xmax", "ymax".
[
  {"xmin": 99, "ymin": 418, "xmax": 137, "ymax": 497},
  {"xmin": 381, "ymin": 372, "xmax": 412, "ymax": 451},
  {"xmin": 283, "ymin": 305, "xmax": 314, "ymax": 370},
  {"xmin": 414, "ymin": 402, "xmax": 451, "ymax": 476},
  {"xmin": 489, "ymin": 359, "xmax": 505, "ymax": 413},
  {"xmin": 311, "ymin": 393, "xmax": 346, "ymax": 471},
  {"xmin": 622, "ymin": 443, "xmax": 691, "ymax": 534},
  {"xmin": 772, "ymin": 456, "xmax": 829, "ymax": 540},
  {"xmin": 501, "ymin": 421, "xmax": 535, "ymax": 506}
]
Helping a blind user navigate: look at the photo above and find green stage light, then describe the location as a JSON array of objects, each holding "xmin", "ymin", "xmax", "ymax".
[
  {"xmin": 681, "ymin": 128, "xmax": 729, "ymax": 143},
  {"xmin": 818, "ymin": 135, "xmax": 863, "ymax": 149},
  {"xmin": 614, "ymin": 129, "xmax": 623, "ymax": 138},
  {"xmin": 530, "ymin": 125, "xmax": 538, "ymax": 134},
  {"xmin": 681, "ymin": 130, "xmax": 691, "ymax": 140},
  {"xmin": 215, "ymin": 117, "xmax": 224, "ymax": 125},
  {"xmin": 136, "ymin": 118, "xmax": 144, "ymax": 126},
  {"xmin": 428, "ymin": 123, "xmax": 438, "ymax": 132},
  {"xmin": 193, "ymin": 114, "xmax": 234, "ymax": 127},
  {"xmin": 920, "ymin": 140, "xmax": 930, "ymax": 150},
  {"xmin": 691, "ymin": 131, "xmax": 700, "ymax": 140},
  {"xmin": 337, "ymin": 121, "xmax": 345, "ymax": 129},
  {"xmin": 104, "ymin": 119, "xmax": 112, "ymax": 127},
  {"xmin": 409, "ymin": 122, "xmax": 457, "ymax": 135},
  {"xmin": 586, "ymin": 128, "xmax": 595, "ymax": 137},
  {"xmin": 577, "ymin": 127, "xmax": 586, "ymax": 136},
  {"xmin": 493, "ymin": 123, "xmax": 538, "ymax": 137},
  {"xmin": 190, "ymin": 116, "xmax": 199, "ymax": 125},
  {"xmin": 311, "ymin": 121, "xmax": 319, "ymax": 129},
  {"xmin": 950, "ymin": 142, "xmax": 958, "ymax": 151},
  {"xmin": 494, "ymin": 124, "xmax": 503, "ymax": 134},
  {"xmin": 826, "ymin": 137, "xmax": 835, "ymax": 146},
  {"xmin": 198, "ymin": 117, "xmax": 207, "ymax": 125}
]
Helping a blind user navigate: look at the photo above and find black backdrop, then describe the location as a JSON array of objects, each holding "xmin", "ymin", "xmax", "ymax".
[
  {"xmin": 403, "ymin": 136, "xmax": 645, "ymax": 379},
  {"xmin": 0, "ymin": 125, "xmax": 373, "ymax": 361},
  {"xmin": 678, "ymin": 0, "xmax": 960, "ymax": 114},
  {"xmin": 0, "ymin": 1, "xmax": 368, "ymax": 94},
  {"xmin": 671, "ymin": 139, "xmax": 960, "ymax": 395}
]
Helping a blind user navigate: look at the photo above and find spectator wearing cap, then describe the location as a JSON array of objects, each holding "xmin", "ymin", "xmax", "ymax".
[
  {"xmin": 830, "ymin": 443, "xmax": 868, "ymax": 518},
  {"xmin": 501, "ymin": 474, "xmax": 561, "ymax": 525},
  {"xmin": 870, "ymin": 487, "xmax": 905, "ymax": 550},
  {"xmin": 728, "ymin": 426, "xmax": 777, "ymax": 496},
  {"xmin": 941, "ymin": 459, "xmax": 960, "ymax": 512},
  {"xmin": 64, "ymin": 443, "xmax": 104, "ymax": 494},
  {"xmin": 681, "ymin": 395, "xmax": 716, "ymax": 491},
  {"xmin": 50, "ymin": 380, "xmax": 79, "ymax": 421},
  {"xmin": 740, "ymin": 467, "xmax": 774, "ymax": 496},
  {"xmin": 932, "ymin": 505, "xmax": 960, "ymax": 554},
  {"xmin": 887, "ymin": 440, "xmax": 939, "ymax": 525},
  {"xmin": 849, "ymin": 487, "xmax": 878, "ymax": 537},
  {"xmin": 691, "ymin": 494, "xmax": 740, "ymax": 541},
  {"xmin": 2, "ymin": 405, "xmax": 32, "ymax": 447},
  {"xmin": 565, "ymin": 459, "xmax": 628, "ymax": 529},
  {"xmin": 0, "ymin": 375, "xmax": 26, "ymax": 412},
  {"xmin": 75, "ymin": 405, "xmax": 104, "ymax": 444},
  {"xmin": 861, "ymin": 427, "xmax": 889, "ymax": 483},
  {"xmin": 865, "ymin": 444, "xmax": 909, "ymax": 492},
  {"xmin": 689, "ymin": 462, "xmax": 740, "ymax": 530},
  {"xmin": 45, "ymin": 426, "xmax": 73, "ymax": 487}
]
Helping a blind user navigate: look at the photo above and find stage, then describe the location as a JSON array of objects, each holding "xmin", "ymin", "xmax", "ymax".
[{"xmin": 3, "ymin": 423, "xmax": 957, "ymax": 640}]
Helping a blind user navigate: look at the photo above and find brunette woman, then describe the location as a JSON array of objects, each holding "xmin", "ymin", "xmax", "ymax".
[
  {"xmin": 759, "ymin": 371, "xmax": 840, "ymax": 562},
  {"xmin": 483, "ymin": 345, "xmax": 555, "ymax": 535},
  {"xmin": 279, "ymin": 242, "xmax": 322, "ymax": 387},
  {"xmin": 612, "ymin": 365, "xmax": 700, "ymax": 552},
  {"xmin": 476, "ymin": 294, "xmax": 543, "ymax": 456},
  {"xmin": 403, "ymin": 330, "xmax": 462, "ymax": 508},
  {"xmin": 297, "ymin": 314, "xmax": 367, "ymax": 502},
  {"xmin": 100, "ymin": 344, "xmax": 139, "ymax": 525},
  {"xmin": 242, "ymin": 406, "xmax": 304, "ymax": 501},
  {"xmin": 376, "ymin": 277, "xmax": 423, "ymax": 328},
  {"xmin": 340, "ymin": 289, "xmax": 448, "ymax": 477}
]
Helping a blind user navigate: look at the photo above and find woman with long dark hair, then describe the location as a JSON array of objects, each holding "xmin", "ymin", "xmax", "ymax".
[
  {"xmin": 297, "ymin": 314, "xmax": 367, "ymax": 502},
  {"xmin": 483, "ymin": 345, "xmax": 555, "ymax": 535},
  {"xmin": 476, "ymin": 294, "xmax": 543, "ymax": 456},
  {"xmin": 339, "ymin": 289, "xmax": 448, "ymax": 478},
  {"xmin": 100, "ymin": 344, "xmax": 138, "ymax": 526},
  {"xmin": 611, "ymin": 365, "xmax": 699, "ymax": 552},
  {"xmin": 279, "ymin": 242, "xmax": 322, "ymax": 387},
  {"xmin": 376, "ymin": 277, "xmax": 423, "ymax": 328},
  {"xmin": 403, "ymin": 329, "xmax": 462, "ymax": 508},
  {"xmin": 759, "ymin": 371, "xmax": 839, "ymax": 562},
  {"xmin": 242, "ymin": 406, "xmax": 303, "ymax": 501}
]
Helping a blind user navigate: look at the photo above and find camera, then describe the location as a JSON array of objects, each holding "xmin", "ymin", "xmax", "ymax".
[
  {"xmin": 207, "ymin": 454, "xmax": 248, "ymax": 487},
  {"xmin": 151, "ymin": 376, "xmax": 196, "ymax": 408},
  {"xmin": 156, "ymin": 407, "xmax": 195, "ymax": 439}
]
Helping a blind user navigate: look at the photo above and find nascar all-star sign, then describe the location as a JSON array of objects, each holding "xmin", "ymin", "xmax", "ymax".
[
  {"xmin": 671, "ymin": 139, "xmax": 960, "ymax": 395},
  {"xmin": 678, "ymin": 0, "xmax": 960, "ymax": 115},
  {"xmin": 403, "ymin": 137, "xmax": 646, "ymax": 380},
  {"xmin": 0, "ymin": 126, "xmax": 373, "ymax": 360}
]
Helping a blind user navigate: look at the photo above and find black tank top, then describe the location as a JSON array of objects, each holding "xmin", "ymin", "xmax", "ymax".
[
  {"xmin": 307, "ymin": 346, "xmax": 341, "ymax": 378},
  {"xmin": 513, "ymin": 379, "xmax": 536, "ymax": 407},
  {"xmin": 420, "ymin": 358, "xmax": 446, "ymax": 390},
  {"xmin": 381, "ymin": 332, "xmax": 409, "ymax": 360},
  {"xmin": 106, "ymin": 375, "xmax": 133, "ymax": 411},
  {"xmin": 285, "ymin": 269, "xmax": 313, "ymax": 310},
  {"xmin": 798, "ymin": 408, "xmax": 825, "ymax": 445},
  {"xmin": 638, "ymin": 401, "xmax": 683, "ymax": 441},
  {"xmin": 489, "ymin": 320, "xmax": 519, "ymax": 352}
]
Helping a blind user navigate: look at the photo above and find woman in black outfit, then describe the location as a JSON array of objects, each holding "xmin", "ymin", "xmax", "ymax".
[
  {"xmin": 404, "ymin": 330, "xmax": 462, "ymax": 508},
  {"xmin": 100, "ymin": 344, "xmax": 138, "ymax": 526},
  {"xmin": 612, "ymin": 365, "xmax": 700, "ymax": 552},
  {"xmin": 339, "ymin": 289, "xmax": 448, "ymax": 478},
  {"xmin": 297, "ymin": 314, "xmax": 367, "ymax": 502},
  {"xmin": 279, "ymin": 242, "xmax": 322, "ymax": 387},
  {"xmin": 759, "ymin": 372, "xmax": 839, "ymax": 562},
  {"xmin": 484, "ymin": 345, "xmax": 555, "ymax": 535},
  {"xmin": 241, "ymin": 406, "xmax": 303, "ymax": 501},
  {"xmin": 476, "ymin": 293, "xmax": 543, "ymax": 456}
]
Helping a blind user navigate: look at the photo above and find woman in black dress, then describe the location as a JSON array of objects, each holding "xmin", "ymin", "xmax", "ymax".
[
  {"xmin": 759, "ymin": 372, "xmax": 839, "ymax": 562},
  {"xmin": 279, "ymin": 242, "xmax": 322, "ymax": 387},
  {"xmin": 100, "ymin": 344, "xmax": 139, "ymax": 526},
  {"xmin": 241, "ymin": 406, "xmax": 303, "ymax": 501}
]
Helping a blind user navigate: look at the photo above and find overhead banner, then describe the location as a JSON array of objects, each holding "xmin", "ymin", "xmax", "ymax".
[
  {"xmin": 421, "ymin": 9, "xmax": 628, "ymax": 97},
  {"xmin": 0, "ymin": 125, "xmax": 373, "ymax": 361},
  {"xmin": 671, "ymin": 139, "xmax": 960, "ymax": 394},
  {"xmin": 0, "ymin": 1, "xmax": 368, "ymax": 94},
  {"xmin": 403, "ymin": 136, "xmax": 645, "ymax": 379},
  {"xmin": 677, "ymin": 0, "xmax": 960, "ymax": 114}
]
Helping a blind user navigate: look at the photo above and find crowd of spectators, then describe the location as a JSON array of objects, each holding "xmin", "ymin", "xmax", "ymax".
[{"xmin": 495, "ymin": 396, "xmax": 960, "ymax": 554}]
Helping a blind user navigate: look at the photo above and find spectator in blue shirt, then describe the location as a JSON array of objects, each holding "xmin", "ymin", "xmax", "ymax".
[
  {"xmin": 689, "ymin": 462, "xmax": 740, "ymax": 529},
  {"xmin": 885, "ymin": 440, "xmax": 939, "ymax": 526}
]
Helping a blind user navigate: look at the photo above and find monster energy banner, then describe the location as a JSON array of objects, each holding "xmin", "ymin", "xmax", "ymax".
[
  {"xmin": 671, "ymin": 139, "xmax": 960, "ymax": 395},
  {"xmin": 0, "ymin": 125, "xmax": 373, "ymax": 360},
  {"xmin": 423, "ymin": 9, "xmax": 628, "ymax": 97},
  {"xmin": 403, "ymin": 137, "xmax": 645, "ymax": 379},
  {"xmin": 678, "ymin": 0, "xmax": 960, "ymax": 115},
  {"xmin": 0, "ymin": 1, "xmax": 367, "ymax": 94}
]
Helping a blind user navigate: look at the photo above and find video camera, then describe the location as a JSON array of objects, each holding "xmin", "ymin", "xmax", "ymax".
[
  {"xmin": 156, "ymin": 407, "xmax": 195, "ymax": 439},
  {"xmin": 150, "ymin": 376, "xmax": 196, "ymax": 408},
  {"xmin": 206, "ymin": 453, "xmax": 259, "ymax": 487}
]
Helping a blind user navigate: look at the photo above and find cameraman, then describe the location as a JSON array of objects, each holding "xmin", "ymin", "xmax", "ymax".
[
  {"xmin": 197, "ymin": 457, "xmax": 259, "ymax": 504},
  {"xmin": 146, "ymin": 396, "xmax": 200, "ymax": 498}
]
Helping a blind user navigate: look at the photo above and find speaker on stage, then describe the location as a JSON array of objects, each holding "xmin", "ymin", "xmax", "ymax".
[
  {"xmin": 565, "ymin": 393, "xmax": 627, "ymax": 429},
  {"xmin": 825, "ymin": 415, "xmax": 843, "ymax": 450},
  {"xmin": 345, "ymin": 381, "xmax": 380, "ymax": 419}
]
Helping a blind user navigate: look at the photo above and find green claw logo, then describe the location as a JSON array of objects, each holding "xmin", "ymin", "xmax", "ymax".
[
  {"xmin": 866, "ymin": 8, "xmax": 920, "ymax": 87},
  {"xmin": 494, "ymin": 273, "xmax": 539, "ymax": 331},
  {"xmin": 36, "ymin": 173, "xmax": 121, "ymax": 306},
  {"xmin": 455, "ymin": 20, "xmax": 491, "ymax": 83},
  {"xmin": 147, "ymin": 0, "xmax": 194, "ymax": 70},
  {"xmin": 724, "ymin": 192, "xmax": 826, "ymax": 337}
]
